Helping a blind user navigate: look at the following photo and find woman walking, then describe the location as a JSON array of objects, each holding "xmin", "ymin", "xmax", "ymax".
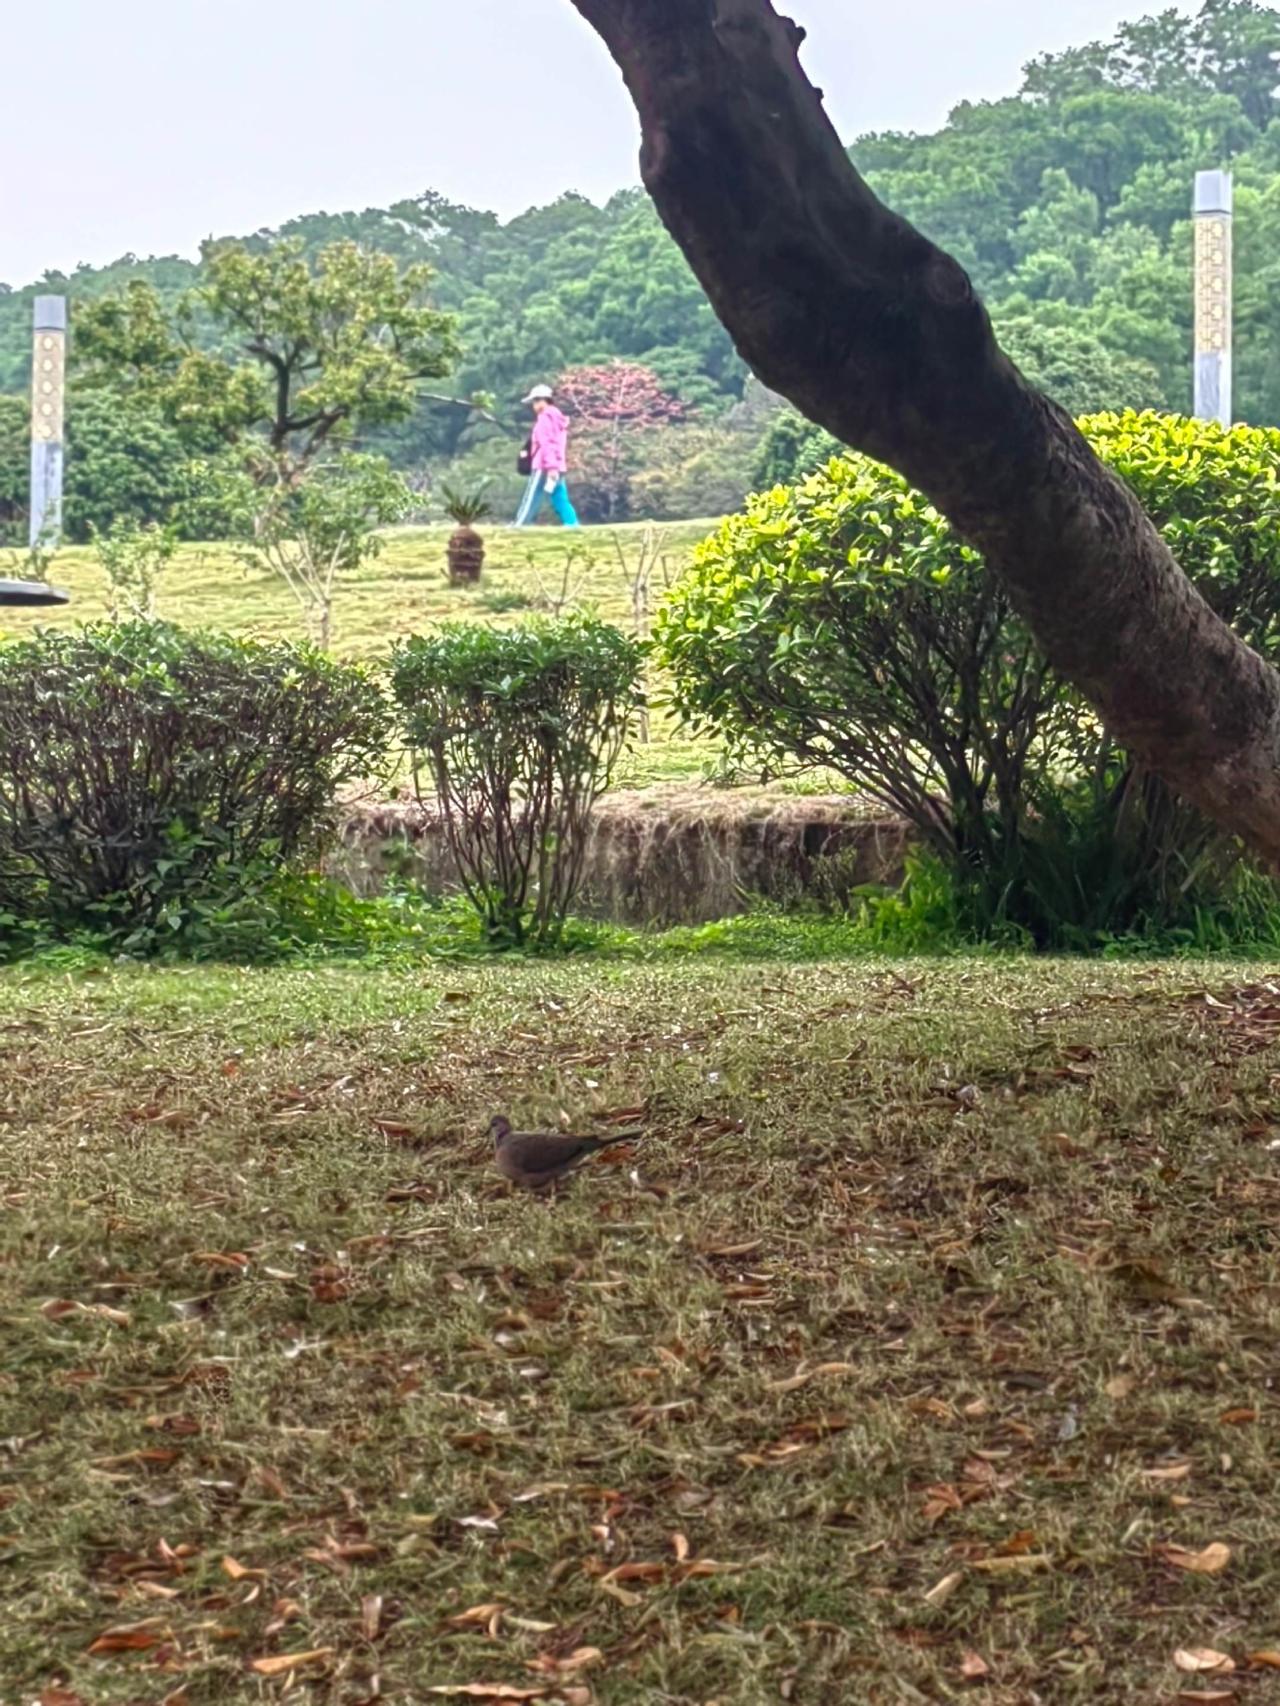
[{"xmin": 515, "ymin": 384, "xmax": 580, "ymax": 527}]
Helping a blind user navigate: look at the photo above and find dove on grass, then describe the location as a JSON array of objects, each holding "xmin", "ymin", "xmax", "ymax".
[{"xmin": 489, "ymin": 1114, "xmax": 642, "ymax": 1192}]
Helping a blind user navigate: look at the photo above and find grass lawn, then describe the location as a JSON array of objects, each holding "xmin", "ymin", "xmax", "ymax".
[
  {"xmin": 3, "ymin": 521, "xmax": 727, "ymax": 791},
  {"xmin": 4, "ymin": 954, "xmax": 1280, "ymax": 1703}
]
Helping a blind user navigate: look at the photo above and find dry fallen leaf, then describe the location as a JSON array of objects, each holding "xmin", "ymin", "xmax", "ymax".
[
  {"xmin": 526, "ymin": 1647, "xmax": 604, "ymax": 1677},
  {"xmin": 425, "ymin": 1689, "xmax": 548, "ymax": 1701},
  {"xmin": 1247, "ymin": 1652, "xmax": 1280, "ymax": 1670},
  {"xmin": 996, "ymin": 1529, "xmax": 1040, "ymax": 1557},
  {"xmin": 970, "ymin": 1553, "xmax": 1051, "ymax": 1575},
  {"xmin": 1157, "ymin": 1543, "xmax": 1232, "ymax": 1576},
  {"xmin": 1219, "ymin": 1407, "xmax": 1259, "ymax": 1426},
  {"xmin": 248, "ymin": 1649, "xmax": 335, "ymax": 1677},
  {"xmin": 924, "ymin": 1570, "xmax": 965, "ymax": 1606},
  {"xmin": 1106, "ymin": 1373, "xmax": 1137, "ymax": 1400},
  {"xmin": 1142, "ymin": 1462, "xmax": 1194, "ymax": 1482},
  {"xmin": 672, "ymin": 1531, "xmax": 690, "ymax": 1563},
  {"xmin": 42, "ymin": 1298, "xmax": 130, "ymax": 1327},
  {"xmin": 86, "ymin": 1625, "xmax": 167, "ymax": 1654},
  {"xmin": 264, "ymin": 1597, "xmax": 303, "ymax": 1635},
  {"xmin": 222, "ymin": 1555, "xmax": 265, "ymax": 1582},
  {"xmin": 769, "ymin": 1361, "xmax": 856, "ymax": 1393},
  {"xmin": 362, "ymin": 1593, "xmax": 384, "ymax": 1639},
  {"xmin": 921, "ymin": 1482, "xmax": 964, "ymax": 1522},
  {"xmin": 92, "ymin": 1448, "xmax": 180, "ymax": 1470},
  {"xmin": 1174, "ymin": 1648, "xmax": 1236, "ymax": 1675},
  {"xmin": 40, "ymin": 1690, "xmax": 89, "ymax": 1706},
  {"xmin": 1176, "ymin": 1692, "xmax": 1238, "ymax": 1704},
  {"xmin": 960, "ymin": 1649, "xmax": 990, "ymax": 1680},
  {"xmin": 600, "ymin": 1560, "xmax": 666, "ymax": 1585},
  {"xmin": 447, "ymin": 1603, "xmax": 504, "ymax": 1635},
  {"xmin": 677, "ymin": 1558, "xmax": 753, "ymax": 1581}
]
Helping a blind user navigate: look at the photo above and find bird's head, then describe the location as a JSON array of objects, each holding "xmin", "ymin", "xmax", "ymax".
[{"xmin": 488, "ymin": 1115, "xmax": 512, "ymax": 1146}]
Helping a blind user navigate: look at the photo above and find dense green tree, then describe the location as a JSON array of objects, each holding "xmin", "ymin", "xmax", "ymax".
[
  {"xmin": 63, "ymin": 391, "xmax": 211, "ymax": 541},
  {"xmin": 994, "ymin": 315, "xmax": 1168, "ymax": 414},
  {"xmin": 0, "ymin": 394, "xmax": 25, "ymax": 543},
  {"xmin": 1200, "ymin": 0, "xmax": 1280, "ymax": 127},
  {"xmin": 0, "ymin": 386, "xmax": 221, "ymax": 544},
  {"xmin": 4, "ymin": 0, "xmax": 1280, "ymax": 518},
  {"xmin": 75, "ymin": 239, "xmax": 459, "ymax": 480}
]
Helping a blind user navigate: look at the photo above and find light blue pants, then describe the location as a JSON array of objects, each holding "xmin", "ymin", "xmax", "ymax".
[{"xmin": 515, "ymin": 471, "xmax": 579, "ymax": 527}]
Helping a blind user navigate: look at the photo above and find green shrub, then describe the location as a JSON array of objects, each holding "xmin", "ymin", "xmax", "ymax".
[
  {"xmin": 657, "ymin": 452, "xmax": 1061, "ymax": 868},
  {"xmin": 91, "ymin": 517, "xmax": 178, "ymax": 619},
  {"xmin": 1085, "ymin": 412, "xmax": 1280, "ymax": 656},
  {"xmin": 658, "ymin": 411, "xmax": 1280, "ymax": 948},
  {"xmin": 391, "ymin": 615, "xmax": 643, "ymax": 947},
  {"xmin": 0, "ymin": 622, "xmax": 388, "ymax": 951}
]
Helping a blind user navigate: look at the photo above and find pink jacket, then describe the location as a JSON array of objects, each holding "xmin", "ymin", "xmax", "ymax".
[{"xmin": 530, "ymin": 405, "xmax": 570, "ymax": 474}]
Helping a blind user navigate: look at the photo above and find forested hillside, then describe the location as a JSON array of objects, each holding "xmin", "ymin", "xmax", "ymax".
[{"xmin": 2, "ymin": 0, "xmax": 1279, "ymax": 518}]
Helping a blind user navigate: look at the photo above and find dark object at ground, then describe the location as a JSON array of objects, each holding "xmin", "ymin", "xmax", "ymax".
[{"xmin": 0, "ymin": 580, "xmax": 69, "ymax": 606}]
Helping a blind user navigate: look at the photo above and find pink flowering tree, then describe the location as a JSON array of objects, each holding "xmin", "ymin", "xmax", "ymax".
[{"xmin": 554, "ymin": 361, "xmax": 685, "ymax": 520}]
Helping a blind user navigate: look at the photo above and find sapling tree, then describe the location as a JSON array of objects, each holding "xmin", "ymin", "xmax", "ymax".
[
  {"xmin": 91, "ymin": 518, "xmax": 179, "ymax": 620},
  {"xmin": 228, "ymin": 454, "xmax": 412, "ymax": 648}
]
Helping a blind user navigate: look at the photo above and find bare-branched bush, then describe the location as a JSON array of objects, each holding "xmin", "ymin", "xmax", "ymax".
[
  {"xmin": 391, "ymin": 616, "xmax": 643, "ymax": 946},
  {"xmin": 0, "ymin": 621, "xmax": 388, "ymax": 948}
]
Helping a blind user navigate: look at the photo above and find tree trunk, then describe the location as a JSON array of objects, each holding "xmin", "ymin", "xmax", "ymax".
[{"xmin": 569, "ymin": 0, "xmax": 1280, "ymax": 863}]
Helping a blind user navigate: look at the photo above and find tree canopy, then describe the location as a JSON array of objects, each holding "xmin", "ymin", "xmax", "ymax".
[
  {"xmin": 567, "ymin": 0, "xmax": 1280, "ymax": 865},
  {"xmin": 4, "ymin": 0, "xmax": 1280, "ymax": 465},
  {"xmin": 73, "ymin": 238, "xmax": 458, "ymax": 479}
]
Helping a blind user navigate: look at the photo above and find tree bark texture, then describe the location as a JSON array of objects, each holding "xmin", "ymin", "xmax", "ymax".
[{"xmin": 570, "ymin": 0, "xmax": 1280, "ymax": 862}]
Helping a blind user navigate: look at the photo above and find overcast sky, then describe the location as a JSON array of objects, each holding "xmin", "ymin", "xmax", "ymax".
[{"xmin": 2, "ymin": 0, "xmax": 1195, "ymax": 288}]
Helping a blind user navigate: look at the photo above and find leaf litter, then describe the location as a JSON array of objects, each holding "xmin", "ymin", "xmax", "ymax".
[{"xmin": 7, "ymin": 955, "xmax": 1280, "ymax": 1703}]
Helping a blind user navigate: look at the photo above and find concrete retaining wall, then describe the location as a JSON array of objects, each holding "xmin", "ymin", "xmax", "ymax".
[{"xmin": 329, "ymin": 786, "xmax": 912, "ymax": 926}]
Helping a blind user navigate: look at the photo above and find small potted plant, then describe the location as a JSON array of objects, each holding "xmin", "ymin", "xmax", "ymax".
[{"xmin": 440, "ymin": 482, "xmax": 492, "ymax": 585}]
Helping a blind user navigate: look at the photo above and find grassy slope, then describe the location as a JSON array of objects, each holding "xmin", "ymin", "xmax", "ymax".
[
  {"xmin": 3, "ymin": 956, "xmax": 1279, "ymax": 1703},
  {"xmin": 4, "ymin": 523, "xmax": 725, "ymax": 790}
]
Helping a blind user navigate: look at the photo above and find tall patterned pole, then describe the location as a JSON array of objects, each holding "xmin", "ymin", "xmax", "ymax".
[
  {"xmin": 1193, "ymin": 171, "xmax": 1233, "ymax": 430},
  {"xmin": 29, "ymin": 294, "xmax": 67, "ymax": 548}
]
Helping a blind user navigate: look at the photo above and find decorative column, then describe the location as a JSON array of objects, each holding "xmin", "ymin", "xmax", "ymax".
[
  {"xmin": 29, "ymin": 294, "xmax": 67, "ymax": 548},
  {"xmin": 1193, "ymin": 171, "xmax": 1233, "ymax": 430}
]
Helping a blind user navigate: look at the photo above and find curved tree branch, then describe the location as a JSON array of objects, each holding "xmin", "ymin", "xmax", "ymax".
[{"xmin": 570, "ymin": 0, "xmax": 1280, "ymax": 862}]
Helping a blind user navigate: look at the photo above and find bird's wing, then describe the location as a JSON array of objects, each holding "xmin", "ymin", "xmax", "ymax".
[{"xmin": 506, "ymin": 1133, "xmax": 597, "ymax": 1172}]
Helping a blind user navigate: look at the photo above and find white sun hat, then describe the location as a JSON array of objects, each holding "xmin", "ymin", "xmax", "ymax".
[{"xmin": 521, "ymin": 383, "xmax": 554, "ymax": 403}]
